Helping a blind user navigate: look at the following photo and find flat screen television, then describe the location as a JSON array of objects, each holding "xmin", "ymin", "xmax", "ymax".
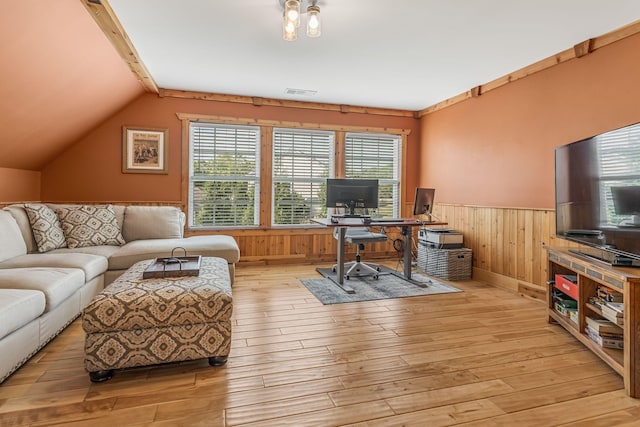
[
  {"xmin": 555, "ymin": 121, "xmax": 640, "ymax": 267},
  {"xmin": 326, "ymin": 178, "xmax": 379, "ymax": 217},
  {"xmin": 413, "ymin": 187, "xmax": 435, "ymax": 217}
]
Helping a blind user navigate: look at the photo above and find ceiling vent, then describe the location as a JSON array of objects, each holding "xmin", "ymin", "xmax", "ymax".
[{"xmin": 285, "ymin": 88, "xmax": 317, "ymax": 96}]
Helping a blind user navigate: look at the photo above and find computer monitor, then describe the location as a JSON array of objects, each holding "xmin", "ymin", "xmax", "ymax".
[
  {"xmin": 326, "ymin": 178, "xmax": 379, "ymax": 217},
  {"xmin": 413, "ymin": 187, "xmax": 435, "ymax": 216}
]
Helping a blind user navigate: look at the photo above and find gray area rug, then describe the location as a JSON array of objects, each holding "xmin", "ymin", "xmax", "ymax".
[{"xmin": 302, "ymin": 266, "xmax": 462, "ymax": 305}]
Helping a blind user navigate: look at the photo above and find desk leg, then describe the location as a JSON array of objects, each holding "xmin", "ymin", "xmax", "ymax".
[
  {"xmin": 325, "ymin": 227, "xmax": 355, "ymax": 294},
  {"xmin": 336, "ymin": 227, "xmax": 346, "ymax": 285},
  {"xmin": 388, "ymin": 225, "xmax": 428, "ymax": 288},
  {"xmin": 403, "ymin": 225, "xmax": 412, "ymax": 280}
]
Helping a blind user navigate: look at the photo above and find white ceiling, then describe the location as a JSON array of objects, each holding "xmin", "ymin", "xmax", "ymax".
[{"xmin": 109, "ymin": 0, "xmax": 640, "ymax": 111}]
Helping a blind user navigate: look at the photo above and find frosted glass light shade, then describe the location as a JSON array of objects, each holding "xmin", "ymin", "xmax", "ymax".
[
  {"xmin": 285, "ymin": 0, "xmax": 300, "ymax": 27},
  {"xmin": 306, "ymin": 5, "xmax": 321, "ymax": 37},
  {"xmin": 283, "ymin": 16, "xmax": 297, "ymax": 41}
]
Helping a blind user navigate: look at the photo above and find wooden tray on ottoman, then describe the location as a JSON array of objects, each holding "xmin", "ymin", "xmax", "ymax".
[{"xmin": 143, "ymin": 255, "xmax": 202, "ymax": 279}]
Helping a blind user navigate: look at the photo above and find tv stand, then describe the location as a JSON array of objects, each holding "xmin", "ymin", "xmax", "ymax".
[
  {"xmin": 547, "ymin": 247, "xmax": 640, "ymax": 397},
  {"xmin": 568, "ymin": 248, "xmax": 640, "ymax": 268}
]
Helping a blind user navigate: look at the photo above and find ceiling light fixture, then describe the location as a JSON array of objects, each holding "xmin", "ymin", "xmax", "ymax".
[{"xmin": 282, "ymin": 0, "xmax": 321, "ymax": 42}]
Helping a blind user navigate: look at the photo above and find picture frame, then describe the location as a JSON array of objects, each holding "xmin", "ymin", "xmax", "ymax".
[{"xmin": 122, "ymin": 126, "xmax": 168, "ymax": 174}]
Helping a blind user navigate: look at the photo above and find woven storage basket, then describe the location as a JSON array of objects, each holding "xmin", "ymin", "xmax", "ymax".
[
  {"xmin": 417, "ymin": 241, "xmax": 430, "ymax": 272},
  {"xmin": 425, "ymin": 247, "xmax": 472, "ymax": 280}
]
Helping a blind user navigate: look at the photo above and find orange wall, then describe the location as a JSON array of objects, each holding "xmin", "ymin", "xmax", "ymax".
[
  {"xmin": 0, "ymin": 0, "xmax": 143, "ymax": 172},
  {"xmin": 42, "ymin": 95, "xmax": 420, "ymax": 203},
  {"xmin": 420, "ymin": 32, "xmax": 640, "ymax": 209},
  {"xmin": 0, "ymin": 167, "xmax": 40, "ymax": 203}
]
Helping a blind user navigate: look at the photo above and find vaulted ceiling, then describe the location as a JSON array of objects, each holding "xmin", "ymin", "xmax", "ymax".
[
  {"xmin": 107, "ymin": 0, "xmax": 640, "ymax": 110},
  {"xmin": 2, "ymin": 0, "xmax": 640, "ymax": 172},
  {"xmin": 0, "ymin": 1, "xmax": 143, "ymax": 171}
]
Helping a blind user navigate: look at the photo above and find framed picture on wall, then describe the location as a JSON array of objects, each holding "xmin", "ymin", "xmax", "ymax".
[{"xmin": 122, "ymin": 126, "xmax": 168, "ymax": 174}]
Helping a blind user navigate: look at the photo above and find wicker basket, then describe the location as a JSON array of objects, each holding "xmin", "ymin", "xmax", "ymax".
[{"xmin": 423, "ymin": 246, "xmax": 472, "ymax": 280}]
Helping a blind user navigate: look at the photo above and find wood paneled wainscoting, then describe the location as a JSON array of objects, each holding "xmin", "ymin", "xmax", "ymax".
[
  {"xmin": 186, "ymin": 225, "xmax": 406, "ymax": 266},
  {"xmin": 188, "ymin": 204, "xmax": 570, "ymax": 303},
  {"xmin": 432, "ymin": 204, "xmax": 562, "ymax": 302},
  {"xmin": 3, "ymin": 201, "xmax": 565, "ymax": 302}
]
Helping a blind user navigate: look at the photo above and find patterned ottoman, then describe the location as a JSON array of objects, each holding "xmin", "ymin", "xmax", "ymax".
[{"xmin": 82, "ymin": 257, "xmax": 232, "ymax": 382}]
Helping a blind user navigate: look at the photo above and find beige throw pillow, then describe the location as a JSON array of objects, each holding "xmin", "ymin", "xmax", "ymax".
[
  {"xmin": 24, "ymin": 204, "xmax": 67, "ymax": 253},
  {"xmin": 122, "ymin": 206, "xmax": 184, "ymax": 241},
  {"xmin": 55, "ymin": 205, "xmax": 125, "ymax": 249}
]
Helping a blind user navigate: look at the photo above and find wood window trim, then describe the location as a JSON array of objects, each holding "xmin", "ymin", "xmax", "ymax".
[{"xmin": 178, "ymin": 112, "xmax": 410, "ymax": 229}]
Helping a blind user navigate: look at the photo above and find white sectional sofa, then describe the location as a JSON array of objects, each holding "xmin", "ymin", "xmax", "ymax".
[{"xmin": 0, "ymin": 204, "xmax": 240, "ymax": 383}]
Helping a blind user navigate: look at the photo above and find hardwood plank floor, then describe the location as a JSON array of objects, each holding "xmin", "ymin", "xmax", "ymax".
[{"xmin": 1, "ymin": 262, "xmax": 638, "ymax": 426}]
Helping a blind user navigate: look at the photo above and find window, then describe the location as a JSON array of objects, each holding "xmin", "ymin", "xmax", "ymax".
[
  {"xmin": 189, "ymin": 122, "xmax": 260, "ymax": 228},
  {"xmin": 272, "ymin": 128, "xmax": 334, "ymax": 225},
  {"xmin": 345, "ymin": 132, "xmax": 401, "ymax": 217}
]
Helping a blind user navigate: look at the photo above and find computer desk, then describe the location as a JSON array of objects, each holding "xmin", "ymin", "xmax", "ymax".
[{"xmin": 311, "ymin": 217, "xmax": 448, "ymax": 293}]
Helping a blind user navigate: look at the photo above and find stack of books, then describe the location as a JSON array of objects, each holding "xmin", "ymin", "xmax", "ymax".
[
  {"xmin": 601, "ymin": 301, "xmax": 624, "ymax": 326},
  {"xmin": 585, "ymin": 316, "xmax": 623, "ymax": 349}
]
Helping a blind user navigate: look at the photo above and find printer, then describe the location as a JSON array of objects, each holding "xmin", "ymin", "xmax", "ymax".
[{"xmin": 419, "ymin": 228, "xmax": 463, "ymax": 249}]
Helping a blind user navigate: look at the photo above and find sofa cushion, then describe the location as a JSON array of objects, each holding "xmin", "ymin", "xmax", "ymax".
[
  {"xmin": 50, "ymin": 245, "xmax": 121, "ymax": 259},
  {"xmin": 122, "ymin": 206, "xmax": 185, "ymax": 242},
  {"xmin": 55, "ymin": 205, "xmax": 125, "ymax": 249},
  {"xmin": 108, "ymin": 235, "xmax": 240, "ymax": 270},
  {"xmin": 0, "ymin": 211, "xmax": 27, "ymax": 262},
  {"xmin": 0, "ymin": 268, "xmax": 84, "ymax": 311},
  {"xmin": 4, "ymin": 205, "xmax": 37, "ymax": 253},
  {"xmin": 0, "ymin": 253, "xmax": 108, "ymax": 282},
  {"xmin": 0, "ymin": 289, "xmax": 46, "ymax": 340},
  {"xmin": 24, "ymin": 204, "xmax": 67, "ymax": 252},
  {"xmin": 47, "ymin": 204, "xmax": 126, "ymax": 232}
]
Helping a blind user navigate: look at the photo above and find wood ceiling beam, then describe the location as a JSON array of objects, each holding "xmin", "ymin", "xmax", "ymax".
[
  {"xmin": 161, "ymin": 89, "xmax": 415, "ymax": 118},
  {"xmin": 80, "ymin": 0, "xmax": 158, "ymax": 93}
]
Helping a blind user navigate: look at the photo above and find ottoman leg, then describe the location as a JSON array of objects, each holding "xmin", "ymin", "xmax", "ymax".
[
  {"xmin": 89, "ymin": 370, "xmax": 113, "ymax": 383},
  {"xmin": 208, "ymin": 356, "xmax": 228, "ymax": 366}
]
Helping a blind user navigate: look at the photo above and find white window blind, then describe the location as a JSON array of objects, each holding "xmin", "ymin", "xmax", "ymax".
[
  {"xmin": 345, "ymin": 132, "xmax": 400, "ymax": 217},
  {"xmin": 597, "ymin": 122, "xmax": 640, "ymax": 225},
  {"xmin": 189, "ymin": 122, "xmax": 260, "ymax": 227},
  {"xmin": 272, "ymin": 128, "xmax": 334, "ymax": 225}
]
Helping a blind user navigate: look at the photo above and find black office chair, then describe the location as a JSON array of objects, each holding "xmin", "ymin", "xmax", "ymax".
[{"xmin": 332, "ymin": 219, "xmax": 388, "ymax": 279}]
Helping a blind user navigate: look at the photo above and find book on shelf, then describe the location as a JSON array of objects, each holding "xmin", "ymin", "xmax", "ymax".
[
  {"xmin": 585, "ymin": 316, "xmax": 622, "ymax": 335},
  {"xmin": 585, "ymin": 326, "xmax": 624, "ymax": 349},
  {"xmin": 588, "ymin": 296, "xmax": 605, "ymax": 309},
  {"xmin": 596, "ymin": 285, "xmax": 623, "ymax": 303},
  {"xmin": 605, "ymin": 301, "xmax": 623, "ymax": 313},
  {"xmin": 601, "ymin": 305, "xmax": 624, "ymax": 326}
]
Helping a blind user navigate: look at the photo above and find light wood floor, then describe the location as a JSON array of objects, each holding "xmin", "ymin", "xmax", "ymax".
[{"xmin": 2, "ymin": 262, "xmax": 640, "ymax": 426}]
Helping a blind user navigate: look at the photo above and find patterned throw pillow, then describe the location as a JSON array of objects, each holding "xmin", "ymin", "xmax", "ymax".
[
  {"xmin": 55, "ymin": 205, "xmax": 125, "ymax": 249},
  {"xmin": 24, "ymin": 204, "xmax": 67, "ymax": 253}
]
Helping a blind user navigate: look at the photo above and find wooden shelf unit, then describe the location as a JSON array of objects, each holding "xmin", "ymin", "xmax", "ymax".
[{"xmin": 547, "ymin": 247, "xmax": 640, "ymax": 397}]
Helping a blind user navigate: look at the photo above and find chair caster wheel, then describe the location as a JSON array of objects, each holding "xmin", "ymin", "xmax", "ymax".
[
  {"xmin": 332, "ymin": 267, "xmax": 336, "ymax": 272},
  {"xmin": 373, "ymin": 275, "xmax": 379, "ymax": 280},
  {"xmin": 376, "ymin": 267, "xmax": 381, "ymax": 272},
  {"xmin": 345, "ymin": 275, "xmax": 350, "ymax": 280}
]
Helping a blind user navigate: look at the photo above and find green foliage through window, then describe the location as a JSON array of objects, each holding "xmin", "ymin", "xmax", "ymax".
[{"xmin": 190, "ymin": 124, "xmax": 260, "ymax": 227}]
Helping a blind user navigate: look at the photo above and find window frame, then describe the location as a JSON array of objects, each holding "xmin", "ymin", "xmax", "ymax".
[
  {"xmin": 344, "ymin": 131, "xmax": 402, "ymax": 218},
  {"xmin": 187, "ymin": 121, "xmax": 261, "ymax": 229},
  {"xmin": 177, "ymin": 113, "xmax": 410, "ymax": 231},
  {"xmin": 271, "ymin": 127, "xmax": 336, "ymax": 227}
]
